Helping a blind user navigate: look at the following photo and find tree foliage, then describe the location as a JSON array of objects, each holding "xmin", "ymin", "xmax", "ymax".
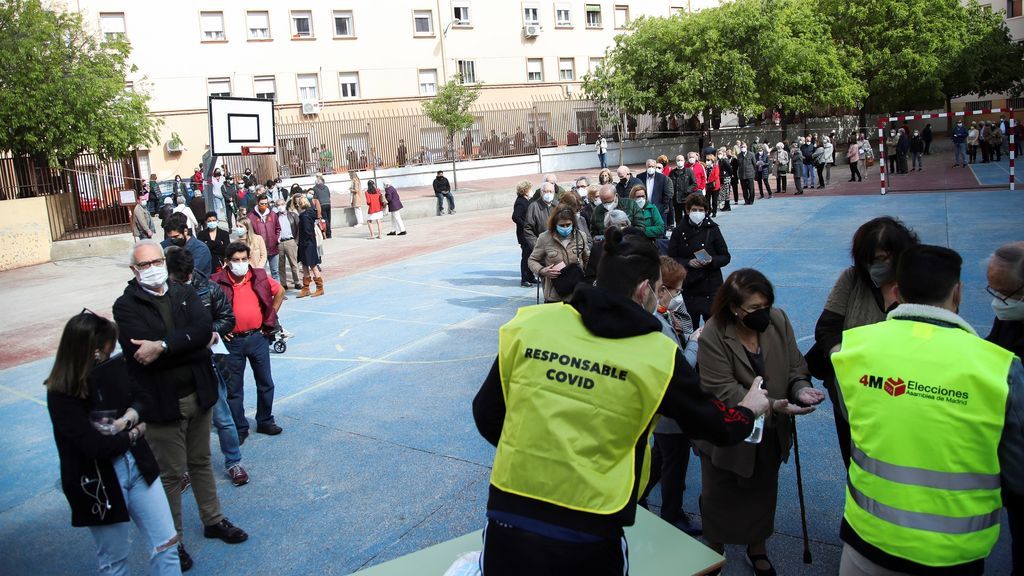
[
  {"xmin": 940, "ymin": 1, "xmax": 1024, "ymax": 103},
  {"xmin": 0, "ymin": 0, "xmax": 159, "ymax": 165},
  {"xmin": 421, "ymin": 75, "xmax": 481, "ymax": 188}
]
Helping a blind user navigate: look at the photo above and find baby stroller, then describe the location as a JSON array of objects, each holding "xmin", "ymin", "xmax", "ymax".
[{"xmin": 267, "ymin": 326, "xmax": 290, "ymax": 354}]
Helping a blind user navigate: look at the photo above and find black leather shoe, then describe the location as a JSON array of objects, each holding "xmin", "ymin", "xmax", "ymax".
[
  {"xmin": 204, "ymin": 518, "xmax": 249, "ymax": 544},
  {"xmin": 746, "ymin": 550, "xmax": 777, "ymax": 576},
  {"xmin": 256, "ymin": 423, "xmax": 282, "ymax": 435},
  {"xmin": 178, "ymin": 544, "xmax": 193, "ymax": 572},
  {"xmin": 237, "ymin": 429, "xmax": 248, "ymax": 445},
  {"xmin": 387, "ymin": 231, "xmax": 396, "ymax": 236}
]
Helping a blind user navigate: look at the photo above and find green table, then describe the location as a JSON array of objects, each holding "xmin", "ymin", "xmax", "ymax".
[{"xmin": 353, "ymin": 507, "xmax": 723, "ymax": 575}]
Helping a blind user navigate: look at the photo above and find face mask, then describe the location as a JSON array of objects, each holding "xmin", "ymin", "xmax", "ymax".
[
  {"xmin": 740, "ymin": 147, "xmax": 747, "ymax": 154},
  {"xmin": 233, "ymin": 227, "xmax": 246, "ymax": 236},
  {"xmin": 577, "ymin": 188, "xmax": 587, "ymax": 198},
  {"xmin": 555, "ymin": 225, "xmax": 573, "ymax": 237},
  {"xmin": 643, "ymin": 282, "xmax": 659, "ymax": 314},
  {"xmin": 992, "ymin": 297, "xmax": 1024, "ymax": 321},
  {"xmin": 306, "ymin": 193, "xmax": 314, "ymax": 200},
  {"xmin": 169, "ymin": 236, "xmax": 186, "ymax": 247},
  {"xmin": 206, "ymin": 221, "xmax": 217, "ymax": 230},
  {"xmin": 137, "ymin": 265, "xmax": 168, "ymax": 289},
  {"xmin": 603, "ymin": 201, "xmax": 617, "ymax": 210},
  {"xmin": 676, "ymin": 160, "xmax": 685, "ymax": 168},
  {"xmin": 668, "ymin": 293, "xmax": 685, "ymax": 313},
  {"xmin": 689, "ymin": 211, "xmax": 705, "ymax": 226},
  {"xmin": 868, "ymin": 260, "xmax": 893, "ymax": 288},
  {"xmin": 229, "ymin": 261, "xmax": 249, "ymax": 277},
  {"xmin": 646, "ymin": 167, "xmax": 656, "ymax": 175},
  {"xmin": 542, "ymin": 192, "xmax": 555, "ymax": 204},
  {"xmin": 741, "ymin": 307, "xmax": 771, "ymax": 333}
]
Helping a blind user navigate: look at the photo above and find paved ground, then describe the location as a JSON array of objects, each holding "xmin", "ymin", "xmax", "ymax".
[{"xmin": 0, "ymin": 184, "xmax": 1020, "ymax": 574}]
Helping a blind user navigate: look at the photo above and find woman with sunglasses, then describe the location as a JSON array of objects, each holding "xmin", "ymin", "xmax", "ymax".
[{"xmin": 46, "ymin": 311, "xmax": 181, "ymax": 575}]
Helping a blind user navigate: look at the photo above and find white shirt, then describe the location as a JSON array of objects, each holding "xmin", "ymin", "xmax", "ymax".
[{"xmin": 279, "ymin": 210, "xmax": 294, "ymax": 240}]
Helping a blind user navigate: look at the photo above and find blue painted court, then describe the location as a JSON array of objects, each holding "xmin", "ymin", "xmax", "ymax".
[{"xmin": 0, "ymin": 189, "xmax": 1020, "ymax": 575}]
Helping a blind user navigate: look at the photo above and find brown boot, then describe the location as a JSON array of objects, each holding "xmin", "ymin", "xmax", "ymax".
[
  {"xmin": 297, "ymin": 276, "xmax": 312, "ymax": 298},
  {"xmin": 311, "ymin": 277, "xmax": 325, "ymax": 297}
]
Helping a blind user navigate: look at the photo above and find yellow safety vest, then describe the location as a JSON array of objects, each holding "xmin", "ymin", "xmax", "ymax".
[
  {"xmin": 491, "ymin": 303, "xmax": 677, "ymax": 514},
  {"xmin": 832, "ymin": 318, "xmax": 1012, "ymax": 567}
]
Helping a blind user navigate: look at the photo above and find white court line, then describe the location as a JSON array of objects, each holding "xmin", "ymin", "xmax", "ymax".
[
  {"xmin": 272, "ymin": 354, "xmax": 494, "ymax": 365},
  {"xmin": 364, "ymin": 273, "xmax": 528, "ymax": 299},
  {"xmin": 286, "ymin": 308, "xmax": 500, "ymax": 330},
  {"xmin": 0, "ymin": 383, "xmax": 47, "ymax": 407}
]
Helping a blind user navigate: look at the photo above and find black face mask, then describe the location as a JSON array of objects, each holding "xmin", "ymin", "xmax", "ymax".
[
  {"xmin": 741, "ymin": 307, "xmax": 771, "ymax": 333},
  {"xmin": 170, "ymin": 237, "xmax": 186, "ymax": 247}
]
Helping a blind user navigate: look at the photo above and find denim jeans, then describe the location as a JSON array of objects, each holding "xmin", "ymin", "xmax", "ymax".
[
  {"xmin": 265, "ymin": 254, "xmax": 280, "ymax": 281},
  {"xmin": 225, "ymin": 332, "xmax": 276, "ymax": 433},
  {"xmin": 802, "ymin": 163, "xmax": 815, "ymax": 187},
  {"xmin": 89, "ymin": 452, "xmax": 180, "ymax": 576},
  {"xmin": 435, "ymin": 192, "xmax": 455, "ymax": 214},
  {"xmin": 599, "ymin": 153, "xmax": 607, "ymax": 168},
  {"xmin": 211, "ymin": 356, "xmax": 242, "ymax": 469},
  {"xmin": 954, "ymin": 142, "xmax": 967, "ymax": 165},
  {"xmin": 911, "ymin": 152, "xmax": 922, "ymax": 170}
]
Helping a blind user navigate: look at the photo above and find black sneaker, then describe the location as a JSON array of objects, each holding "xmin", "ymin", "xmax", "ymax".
[
  {"xmin": 238, "ymin": 429, "xmax": 248, "ymax": 445},
  {"xmin": 178, "ymin": 544, "xmax": 193, "ymax": 572},
  {"xmin": 256, "ymin": 423, "xmax": 282, "ymax": 435},
  {"xmin": 203, "ymin": 518, "xmax": 249, "ymax": 544}
]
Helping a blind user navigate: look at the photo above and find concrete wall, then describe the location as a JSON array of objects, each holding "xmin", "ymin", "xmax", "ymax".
[{"xmin": 0, "ymin": 197, "xmax": 53, "ymax": 271}]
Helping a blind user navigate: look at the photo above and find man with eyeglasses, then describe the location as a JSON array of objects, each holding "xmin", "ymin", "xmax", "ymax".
[
  {"xmin": 113, "ymin": 239, "xmax": 248, "ymax": 572},
  {"xmin": 985, "ymin": 241, "xmax": 1024, "ymax": 575},
  {"xmin": 211, "ymin": 241, "xmax": 285, "ymax": 443},
  {"xmin": 248, "ymin": 194, "xmax": 281, "ymax": 282}
]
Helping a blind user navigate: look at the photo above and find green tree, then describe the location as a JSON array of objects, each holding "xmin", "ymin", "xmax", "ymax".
[
  {"xmin": 0, "ymin": 0, "xmax": 159, "ymax": 167},
  {"xmin": 421, "ymin": 75, "xmax": 481, "ymax": 190}
]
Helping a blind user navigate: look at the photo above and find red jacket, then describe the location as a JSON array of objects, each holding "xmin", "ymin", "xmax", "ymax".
[
  {"xmin": 705, "ymin": 162, "xmax": 720, "ymax": 192},
  {"xmin": 687, "ymin": 162, "xmax": 707, "ymax": 191},
  {"xmin": 211, "ymin": 267, "xmax": 278, "ymax": 332},
  {"xmin": 248, "ymin": 209, "xmax": 281, "ymax": 256}
]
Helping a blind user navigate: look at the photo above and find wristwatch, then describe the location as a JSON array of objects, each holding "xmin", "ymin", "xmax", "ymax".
[{"xmin": 160, "ymin": 341, "xmax": 168, "ymax": 352}]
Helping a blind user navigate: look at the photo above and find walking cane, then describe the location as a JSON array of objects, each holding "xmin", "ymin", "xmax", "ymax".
[
  {"xmin": 792, "ymin": 416, "xmax": 812, "ymax": 564},
  {"xmin": 535, "ymin": 279, "xmax": 541, "ymax": 305}
]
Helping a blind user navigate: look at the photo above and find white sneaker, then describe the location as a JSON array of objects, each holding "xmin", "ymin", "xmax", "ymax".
[{"xmin": 280, "ymin": 329, "xmax": 294, "ymax": 340}]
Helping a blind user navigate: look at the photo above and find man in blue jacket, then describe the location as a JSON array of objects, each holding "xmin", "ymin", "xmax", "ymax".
[
  {"xmin": 638, "ymin": 158, "xmax": 674, "ymax": 229},
  {"xmin": 952, "ymin": 118, "xmax": 969, "ymax": 167}
]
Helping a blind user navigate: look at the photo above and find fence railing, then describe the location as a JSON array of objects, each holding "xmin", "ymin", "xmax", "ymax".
[{"xmin": 0, "ymin": 152, "xmax": 140, "ymax": 241}]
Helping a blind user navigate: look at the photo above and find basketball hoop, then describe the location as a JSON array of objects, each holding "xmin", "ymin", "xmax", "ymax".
[{"xmin": 241, "ymin": 145, "xmax": 276, "ymax": 156}]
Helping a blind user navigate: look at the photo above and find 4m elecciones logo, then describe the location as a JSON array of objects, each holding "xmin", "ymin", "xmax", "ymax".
[{"xmin": 858, "ymin": 374, "xmax": 969, "ymax": 405}]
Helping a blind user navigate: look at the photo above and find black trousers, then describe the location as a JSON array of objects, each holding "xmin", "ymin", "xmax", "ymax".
[
  {"xmin": 775, "ymin": 172, "xmax": 787, "ymax": 193},
  {"xmin": 755, "ymin": 174, "xmax": 772, "ymax": 198},
  {"xmin": 825, "ymin": 376, "xmax": 852, "ymax": 470},
  {"xmin": 322, "ymin": 205, "xmax": 332, "ymax": 238},
  {"xmin": 740, "ymin": 178, "xmax": 755, "ymax": 205},
  {"xmin": 850, "ymin": 162, "xmax": 862, "ymax": 181},
  {"xmin": 1006, "ymin": 490, "xmax": 1023, "ymax": 576},
  {"xmin": 815, "ymin": 163, "xmax": 826, "ymax": 186},
  {"xmin": 791, "ymin": 171, "xmax": 803, "ymax": 194},
  {"xmin": 519, "ymin": 241, "xmax": 535, "ymax": 284},
  {"xmin": 707, "ymin": 188, "xmax": 719, "ymax": 217},
  {"xmin": 647, "ymin": 433, "xmax": 692, "ymax": 524},
  {"xmin": 923, "ymin": 139, "xmax": 931, "ymax": 154},
  {"xmin": 673, "ymin": 201, "xmax": 687, "ymax": 226},
  {"xmin": 683, "ymin": 294, "xmax": 713, "ymax": 327},
  {"xmin": 482, "ymin": 519, "xmax": 628, "ymax": 576}
]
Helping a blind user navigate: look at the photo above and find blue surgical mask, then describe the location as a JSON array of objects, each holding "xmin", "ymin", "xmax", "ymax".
[
  {"xmin": 206, "ymin": 221, "xmax": 217, "ymax": 230},
  {"xmin": 556, "ymin": 225, "xmax": 573, "ymax": 238}
]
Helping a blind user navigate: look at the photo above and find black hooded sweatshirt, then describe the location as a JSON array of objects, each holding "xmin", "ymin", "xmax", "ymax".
[{"xmin": 472, "ymin": 283, "xmax": 755, "ymax": 539}]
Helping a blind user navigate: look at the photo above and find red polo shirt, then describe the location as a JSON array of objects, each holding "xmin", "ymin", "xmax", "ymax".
[{"xmin": 230, "ymin": 269, "xmax": 281, "ymax": 333}]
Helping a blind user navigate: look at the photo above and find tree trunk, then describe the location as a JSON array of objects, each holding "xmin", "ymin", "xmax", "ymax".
[
  {"xmin": 450, "ymin": 134, "xmax": 458, "ymax": 191},
  {"xmin": 945, "ymin": 97, "xmax": 953, "ymax": 133}
]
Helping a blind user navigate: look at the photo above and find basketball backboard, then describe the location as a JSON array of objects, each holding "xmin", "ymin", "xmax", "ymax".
[{"xmin": 208, "ymin": 96, "xmax": 276, "ymax": 156}]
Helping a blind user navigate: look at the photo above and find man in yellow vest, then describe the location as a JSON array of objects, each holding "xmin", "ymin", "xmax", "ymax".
[
  {"xmin": 832, "ymin": 245, "xmax": 1024, "ymax": 575},
  {"xmin": 472, "ymin": 228, "xmax": 770, "ymax": 575}
]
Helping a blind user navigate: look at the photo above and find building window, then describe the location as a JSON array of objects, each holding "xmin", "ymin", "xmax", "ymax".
[
  {"xmin": 555, "ymin": 3, "xmax": 572, "ymax": 26},
  {"xmin": 588, "ymin": 57, "xmax": 604, "ymax": 74},
  {"xmin": 208, "ymin": 77, "xmax": 231, "ymax": 97},
  {"xmin": 453, "ymin": 3, "xmax": 471, "ymax": 25},
  {"xmin": 523, "ymin": 5, "xmax": 540, "ymax": 26},
  {"xmin": 1008, "ymin": 97, "xmax": 1024, "ymax": 109},
  {"xmin": 457, "ymin": 60, "xmax": 476, "ymax": 84},
  {"xmin": 124, "ymin": 80, "xmax": 135, "ymax": 91},
  {"xmin": 671, "ymin": 5, "xmax": 687, "ymax": 15},
  {"xmin": 297, "ymin": 73, "xmax": 319, "ymax": 101},
  {"xmin": 338, "ymin": 72, "xmax": 360, "ymax": 98},
  {"xmin": 1010, "ymin": 0, "xmax": 1022, "ymax": 17},
  {"xmin": 559, "ymin": 58, "xmax": 575, "ymax": 81},
  {"xmin": 585, "ymin": 4, "xmax": 602, "ymax": 28},
  {"xmin": 254, "ymin": 76, "xmax": 276, "ymax": 101},
  {"xmin": 291, "ymin": 10, "xmax": 313, "ymax": 38},
  {"xmin": 99, "ymin": 13, "xmax": 125, "ymax": 41},
  {"xmin": 413, "ymin": 10, "xmax": 434, "ymax": 35},
  {"xmin": 200, "ymin": 11, "xmax": 226, "ymax": 41},
  {"xmin": 614, "ymin": 5, "xmax": 630, "ymax": 28},
  {"xmin": 333, "ymin": 10, "xmax": 354, "ymax": 37},
  {"xmin": 419, "ymin": 69, "xmax": 438, "ymax": 96},
  {"xmin": 526, "ymin": 58, "xmax": 544, "ymax": 82},
  {"xmin": 967, "ymin": 100, "xmax": 993, "ymax": 111},
  {"xmin": 246, "ymin": 11, "xmax": 270, "ymax": 39}
]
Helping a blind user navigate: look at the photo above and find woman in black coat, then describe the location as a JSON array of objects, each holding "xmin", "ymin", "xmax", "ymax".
[
  {"xmin": 295, "ymin": 192, "xmax": 324, "ymax": 297},
  {"xmin": 46, "ymin": 311, "xmax": 180, "ymax": 574},
  {"xmin": 511, "ymin": 181, "xmax": 535, "ymax": 287},
  {"xmin": 667, "ymin": 194, "xmax": 732, "ymax": 326}
]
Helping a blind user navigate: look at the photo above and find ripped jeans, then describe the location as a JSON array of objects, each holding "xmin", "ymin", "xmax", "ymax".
[{"xmin": 89, "ymin": 451, "xmax": 180, "ymax": 575}]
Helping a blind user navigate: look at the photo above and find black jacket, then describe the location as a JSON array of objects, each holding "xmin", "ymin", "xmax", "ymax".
[
  {"xmin": 615, "ymin": 176, "xmax": 643, "ymax": 199},
  {"xmin": 112, "ymin": 280, "xmax": 217, "ymax": 423},
  {"xmin": 512, "ymin": 195, "xmax": 530, "ymax": 244},
  {"xmin": 667, "ymin": 217, "xmax": 731, "ymax": 297},
  {"xmin": 198, "ymin": 226, "xmax": 229, "ymax": 265},
  {"xmin": 988, "ymin": 318, "xmax": 1024, "ymax": 359},
  {"xmin": 48, "ymin": 355, "xmax": 160, "ymax": 527},
  {"xmin": 433, "ymin": 176, "xmax": 451, "ymax": 194},
  {"xmin": 668, "ymin": 166, "xmax": 697, "ymax": 203},
  {"xmin": 637, "ymin": 171, "xmax": 674, "ymax": 213},
  {"xmin": 735, "ymin": 152, "xmax": 757, "ymax": 180},
  {"xmin": 183, "ymin": 275, "xmax": 235, "ymax": 337},
  {"xmin": 473, "ymin": 284, "xmax": 754, "ymax": 538}
]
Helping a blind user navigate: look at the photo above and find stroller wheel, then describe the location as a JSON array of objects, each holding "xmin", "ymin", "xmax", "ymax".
[{"xmin": 273, "ymin": 341, "xmax": 287, "ymax": 354}]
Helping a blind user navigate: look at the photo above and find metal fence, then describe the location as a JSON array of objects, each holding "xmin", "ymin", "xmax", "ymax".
[{"xmin": 0, "ymin": 152, "xmax": 141, "ymax": 241}]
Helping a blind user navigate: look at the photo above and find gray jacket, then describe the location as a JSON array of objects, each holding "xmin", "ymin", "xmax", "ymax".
[
  {"xmin": 735, "ymin": 152, "xmax": 757, "ymax": 180},
  {"xmin": 523, "ymin": 198, "xmax": 555, "ymax": 246}
]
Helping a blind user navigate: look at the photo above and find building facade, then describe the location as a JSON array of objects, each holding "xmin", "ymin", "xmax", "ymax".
[{"xmin": 953, "ymin": 0, "xmax": 1023, "ymax": 113}]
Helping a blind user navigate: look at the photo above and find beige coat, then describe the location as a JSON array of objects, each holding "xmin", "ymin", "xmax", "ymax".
[
  {"xmin": 245, "ymin": 233, "xmax": 268, "ymax": 269},
  {"xmin": 528, "ymin": 229, "xmax": 590, "ymax": 303},
  {"xmin": 350, "ymin": 175, "xmax": 365, "ymax": 208},
  {"xmin": 695, "ymin": 307, "xmax": 812, "ymax": 478}
]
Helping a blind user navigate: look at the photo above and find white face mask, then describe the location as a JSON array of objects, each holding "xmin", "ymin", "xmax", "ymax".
[
  {"xmin": 603, "ymin": 200, "xmax": 617, "ymax": 210},
  {"xmin": 137, "ymin": 265, "xmax": 168, "ymax": 289},
  {"xmin": 542, "ymin": 192, "xmax": 555, "ymax": 204},
  {"xmin": 689, "ymin": 211, "xmax": 706, "ymax": 225},
  {"xmin": 676, "ymin": 160, "xmax": 685, "ymax": 168},
  {"xmin": 230, "ymin": 261, "xmax": 250, "ymax": 277},
  {"xmin": 992, "ymin": 298, "xmax": 1024, "ymax": 321},
  {"xmin": 668, "ymin": 293, "xmax": 686, "ymax": 312},
  {"xmin": 646, "ymin": 167, "xmax": 656, "ymax": 175},
  {"xmin": 232, "ymin": 227, "xmax": 246, "ymax": 236},
  {"xmin": 635, "ymin": 197, "xmax": 646, "ymax": 209},
  {"xmin": 740, "ymin": 147, "xmax": 747, "ymax": 154}
]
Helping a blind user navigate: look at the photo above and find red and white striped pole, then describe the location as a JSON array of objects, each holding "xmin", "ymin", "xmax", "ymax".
[
  {"xmin": 1010, "ymin": 108, "xmax": 1016, "ymax": 192},
  {"xmin": 880, "ymin": 118, "xmax": 888, "ymax": 194}
]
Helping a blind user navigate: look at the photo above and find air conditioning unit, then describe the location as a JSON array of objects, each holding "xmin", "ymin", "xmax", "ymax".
[
  {"xmin": 523, "ymin": 24, "xmax": 541, "ymax": 38},
  {"xmin": 301, "ymin": 101, "xmax": 321, "ymax": 115}
]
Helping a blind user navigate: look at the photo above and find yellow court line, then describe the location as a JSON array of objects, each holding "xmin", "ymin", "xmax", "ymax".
[
  {"xmin": 271, "ymin": 354, "xmax": 494, "ymax": 365},
  {"xmin": 0, "ymin": 383, "xmax": 47, "ymax": 407}
]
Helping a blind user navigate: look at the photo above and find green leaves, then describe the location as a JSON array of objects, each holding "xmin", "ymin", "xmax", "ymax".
[
  {"xmin": 421, "ymin": 75, "xmax": 481, "ymax": 139},
  {"xmin": 0, "ymin": 0, "xmax": 159, "ymax": 165}
]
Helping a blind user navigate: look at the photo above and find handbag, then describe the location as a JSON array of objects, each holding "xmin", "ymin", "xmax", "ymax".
[
  {"xmin": 866, "ymin": 157, "xmax": 875, "ymax": 167},
  {"xmin": 551, "ymin": 234, "xmax": 587, "ymax": 297},
  {"xmin": 316, "ymin": 218, "xmax": 327, "ymax": 233}
]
